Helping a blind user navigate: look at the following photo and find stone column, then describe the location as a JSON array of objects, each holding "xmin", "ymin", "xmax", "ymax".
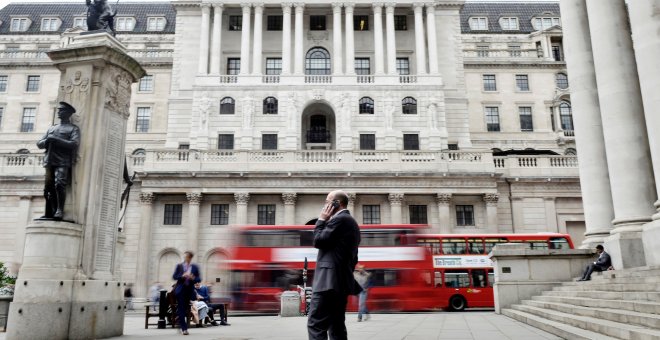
[
  {"xmin": 134, "ymin": 192, "xmax": 155, "ymax": 302},
  {"xmin": 198, "ymin": 4, "xmax": 211, "ymax": 74},
  {"xmin": 240, "ymin": 3, "xmax": 252, "ymax": 75},
  {"xmin": 436, "ymin": 193, "xmax": 452, "ymax": 234},
  {"xmin": 10, "ymin": 195, "xmax": 32, "ymax": 276},
  {"xmin": 511, "ymin": 197, "xmax": 525, "ymax": 233},
  {"xmin": 252, "ymin": 3, "xmax": 264, "ymax": 75},
  {"xmin": 281, "ymin": 3, "xmax": 293, "ymax": 75},
  {"xmin": 413, "ymin": 3, "xmax": 426, "ymax": 75},
  {"xmin": 385, "ymin": 3, "xmax": 397, "ymax": 75},
  {"xmin": 344, "ymin": 3, "xmax": 355, "ymax": 75},
  {"xmin": 560, "ymin": 0, "xmax": 615, "ymax": 249},
  {"xmin": 544, "ymin": 197, "xmax": 559, "ymax": 233},
  {"xmin": 282, "ymin": 192, "xmax": 297, "ymax": 225},
  {"xmin": 186, "ymin": 192, "xmax": 202, "ymax": 253},
  {"xmin": 235, "ymin": 193, "xmax": 250, "ymax": 225},
  {"xmin": 483, "ymin": 194, "xmax": 499, "ymax": 234},
  {"xmin": 347, "ymin": 193, "xmax": 357, "ymax": 214},
  {"xmin": 209, "ymin": 4, "xmax": 223, "ymax": 75},
  {"xmin": 425, "ymin": 3, "xmax": 438, "ymax": 74},
  {"xmin": 332, "ymin": 3, "xmax": 343, "ymax": 75},
  {"xmin": 388, "ymin": 193, "xmax": 404, "ymax": 224},
  {"xmin": 372, "ymin": 3, "xmax": 385, "ymax": 75},
  {"xmin": 294, "ymin": 3, "xmax": 305, "ymax": 75},
  {"xmin": 586, "ymin": 0, "xmax": 657, "ymax": 269}
]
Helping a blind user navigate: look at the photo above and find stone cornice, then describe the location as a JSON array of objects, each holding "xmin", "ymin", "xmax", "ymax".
[{"xmin": 464, "ymin": 62, "xmax": 567, "ymax": 69}]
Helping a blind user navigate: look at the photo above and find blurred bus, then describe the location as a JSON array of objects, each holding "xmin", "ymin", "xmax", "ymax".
[{"xmin": 401, "ymin": 233, "xmax": 574, "ymax": 311}]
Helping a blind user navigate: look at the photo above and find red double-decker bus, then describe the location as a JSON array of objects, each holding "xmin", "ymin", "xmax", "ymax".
[
  {"xmin": 228, "ymin": 224, "xmax": 437, "ymax": 313},
  {"xmin": 402, "ymin": 233, "xmax": 575, "ymax": 311}
]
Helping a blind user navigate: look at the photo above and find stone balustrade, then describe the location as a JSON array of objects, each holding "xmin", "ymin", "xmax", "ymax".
[
  {"xmin": 463, "ymin": 48, "xmax": 558, "ymax": 63},
  {"xmin": 0, "ymin": 49, "xmax": 173, "ymax": 64},
  {"xmin": 197, "ymin": 73, "xmax": 443, "ymax": 86},
  {"xmin": 493, "ymin": 155, "xmax": 579, "ymax": 177}
]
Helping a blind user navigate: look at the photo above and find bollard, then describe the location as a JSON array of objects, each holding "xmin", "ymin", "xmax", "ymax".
[{"xmin": 158, "ymin": 289, "xmax": 167, "ymax": 329}]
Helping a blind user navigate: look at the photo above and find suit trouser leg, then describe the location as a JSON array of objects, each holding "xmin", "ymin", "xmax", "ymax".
[
  {"xmin": 328, "ymin": 293, "xmax": 348, "ymax": 340},
  {"xmin": 176, "ymin": 293, "xmax": 189, "ymax": 331},
  {"xmin": 583, "ymin": 264, "xmax": 596, "ymax": 280},
  {"xmin": 307, "ymin": 291, "xmax": 348, "ymax": 340}
]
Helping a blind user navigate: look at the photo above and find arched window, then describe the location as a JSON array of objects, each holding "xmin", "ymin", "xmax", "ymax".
[
  {"xmin": 132, "ymin": 148, "xmax": 145, "ymax": 156},
  {"xmin": 491, "ymin": 148, "xmax": 502, "ymax": 154},
  {"xmin": 16, "ymin": 148, "xmax": 30, "ymax": 154},
  {"xmin": 559, "ymin": 101, "xmax": 573, "ymax": 131},
  {"xmin": 564, "ymin": 148, "xmax": 577, "ymax": 156},
  {"xmin": 131, "ymin": 148, "xmax": 146, "ymax": 166},
  {"xmin": 402, "ymin": 97, "xmax": 417, "ymax": 115},
  {"xmin": 220, "ymin": 97, "xmax": 235, "ymax": 114},
  {"xmin": 556, "ymin": 73, "xmax": 569, "ymax": 89},
  {"xmin": 359, "ymin": 97, "xmax": 374, "ymax": 114},
  {"xmin": 305, "ymin": 47, "xmax": 331, "ymax": 75},
  {"xmin": 263, "ymin": 97, "xmax": 278, "ymax": 114}
]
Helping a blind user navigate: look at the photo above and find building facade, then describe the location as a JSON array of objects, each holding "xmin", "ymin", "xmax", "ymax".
[{"xmin": 0, "ymin": 1, "xmax": 582, "ymax": 300}]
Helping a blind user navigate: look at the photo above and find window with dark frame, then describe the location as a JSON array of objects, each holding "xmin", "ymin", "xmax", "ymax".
[
  {"xmin": 227, "ymin": 58, "xmax": 241, "ymax": 75},
  {"xmin": 519, "ymin": 107, "xmax": 533, "ymax": 132},
  {"xmin": 164, "ymin": 204, "xmax": 183, "ymax": 225},
  {"xmin": 403, "ymin": 133, "xmax": 420, "ymax": 150},
  {"xmin": 354, "ymin": 15, "xmax": 369, "ymax": 31},
  {"xmin": 508, "ymin": 45, "xmax": 522, "ymax": 57},
  {"xmin": 394, "ymin": 15, "xmax": 407, "ymax": 30},
  {"xmin": 448, "ymin": 143, "xmax": 459, "ymax": 150},
  {"xmin": 20, "ymin": 107, "xmax": 36, "ymax": 132},
  {"xmin": 267, "ymin": 15, "xmax": 283, "ymax": 31},
  {"xmin": 485, "ymin": 107, "xmax": 500, "ymax": 132},
  {"xmin": 456, "ymin": 205, "xmax": 474, "ymax": 226},
  {"xmin": 220, "ymin": 97, "xmax": 235, "ymax": 114},
  {"xmin": 266, "ymin": 58, "xmax": 282, "ymax": 75},
  {"xmin": 560, "ymin": 102, "xmax": 574, "ymax": 131},
  {"xmin": 263, "ymin": 97, "xmax": 278, "ymax": 114},
  {"xmin": 477, "ymin": 45, "xmax": 490, "ymax": 57},
  {"xmin": 359, "ymin": 97, "xmax": 374, "ymax": 114},
  {"xmin": 515, "ymin": 74, "xmax": 529, "ymax": 91},
  {"xmin": 262, "ymin": 133, "xmax": 278, "ymax": 150},
  {"xmin": 257, "ymin": 204, "xmax": 276, "ymax": 225},
  {"xmin": 306, "ymin": 47, "xmax": 331, "ymax": 75},
  {"xmin": 556, "ymin": 73, "xmax": 569, "ymax": 89},
  {"xmin": 396, "ymin": 58, "xmax": 410, "ymax": 75},
  {"xmin": 229, "ymin": 15, "xmax": 242, "ymax": 31},
  {"xmin": 135, "ymin": 107, "xmax": 151, "ymax": 133},
  {"xmin": 362, "ymin": 205, "xmax": 381, "ymax": 224},
  {"xmin": 483, "ymin": 74, "xmax": 496, "ymax": 91},
  {"xmin": 409, "ymin": 205, "xmax": 428, "ymax": 224},
  {"xmin": 359, "ymin": 134, "xmax": 376, "ymax": 150},
  {"xmin": 218, "ymin": 134, "xmax": 234, "ymax": 150},
  {"xmin": 310, "ymin": 15, "xmax": 326, "ymax": 30},
  {"xmin": 354, "ymin": 58, "xmax": 370, "ymax": 75},
  {"xmin": 0, "ymin": 75, "xmax": 8, "ymax": 92},
  {"xmin": 26, "ymin": 75, "xmax": 40, "ymax": 92},
  {"xmin": 210, "ymin": 204, "xmax": 229, "ymax": 225},
  {"xmin": 402, "ymin": 97, "xmax": 417, "ymax": 114},
  {"xmin": 138, "ymin": 75, "xmax": 154, "ymax": 92}
]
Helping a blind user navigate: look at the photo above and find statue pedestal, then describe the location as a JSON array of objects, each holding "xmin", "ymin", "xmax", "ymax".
[{"xmin": 6, "ymin": 32, "xmax": 144, "ymax": 340}]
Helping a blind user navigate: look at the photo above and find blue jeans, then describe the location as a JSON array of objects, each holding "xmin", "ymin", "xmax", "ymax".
[{"xmin": 358, "ymin": 290, "xmax": 369, "ymax": 319}]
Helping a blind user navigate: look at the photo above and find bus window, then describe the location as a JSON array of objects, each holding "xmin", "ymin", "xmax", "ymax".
[
  {"xmin": 243, "ymin": 231, "xmax": 300, "ymax": 247},
  {"xmin": 471, "ymin": 269, "xmax": 487, "ymax": 288},
  {"xmin": 444, "ymin": 270, "xmax": 470, "ymax": 288},
  {"xmin": 361, "ymin": 231, "xmax": 399, "ymax": 246},
  {"xmin": 467, "ymin": 238, "xmax": 484, "ymax": 254},
  {"xmin": 549, "ymin": 237, "xmax": 570, "ymax": 249},
  {"xmin": 442, "ymin": 239, "xmax": 467, "ymax": 255},
  {"xmin": 527, "ymin": 240, "xmax": 549, "ymax": 250},
  {"xmin": 300, "ymin": 230, "xmax": 314, "ymax": 246},
  {"xmin": 434, "ymin": 271, "xmax": 442, "ymax": 288},
  {"xmin": 487, "ymin": 269, "xmax": 495, "ymax": 287},
  {"xmin": 484, "ymin": 238, "xmax": 508, "ymax": 254},
  {"xmin": 417, "ymin": 239, "xmax": 441, "ymax": 255},
  {"xmin": 370, "ymin": 269, "xmax": 398, "ymax": 287}
]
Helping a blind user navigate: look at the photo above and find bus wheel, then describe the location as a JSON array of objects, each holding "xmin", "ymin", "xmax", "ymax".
[{"xmin": 449, "ymin": 295, "xmax": 466, "ymax": 311}]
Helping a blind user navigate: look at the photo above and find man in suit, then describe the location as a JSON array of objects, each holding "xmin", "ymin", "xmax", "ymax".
[
  {"xmin": 172, "ymin": 251, "xmax": 201, "ymax": 335},
  {"xmin": 307, "ymin": 190, "xmax": 362, "ymax": 340},
  {"xmin": 577, "ymin": 245, "xmax": 612, "ymax": 281}
]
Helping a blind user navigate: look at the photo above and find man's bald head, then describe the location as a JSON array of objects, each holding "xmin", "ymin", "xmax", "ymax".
[{"xmin": 328, "ymin": 190, "xmax": 349, "ymax": 209}]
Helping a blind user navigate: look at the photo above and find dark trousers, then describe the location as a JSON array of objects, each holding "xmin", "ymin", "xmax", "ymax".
[
  {"xmin": 307, "ymin": 290, "xmax": 348, "ymax": 340},
  {"xmin": 582, "ymin": 263, "xmax": 605, "ymax": 280},
  {"xmin": 207, "ymin": 303, "xmax": 227, "ymax": 321},
  {"xmin": 175, "ymin": 290, "xmax": 191, "ymax": 331}
]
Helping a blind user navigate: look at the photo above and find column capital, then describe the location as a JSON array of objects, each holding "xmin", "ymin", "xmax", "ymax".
[
  {"xmin": 413, "ymin": 2, "xmax": 425, "ymax": 11},
  {"xmin": 282, "ymin": 2, "xmax": 293, "ymax": 12},
  {"xmin": 424, "ymin": 2, "xmax": 436, "ymax": 10},
  {"xmin": 212, "ymin": 3, "xmax": 224, "ymax": 10},
  {"xmin": 19, "ymin": 195, "xmax": 32, "ymax": 201},
  {"xmin": 388, "ymin": 193, "xmax": 404, "ymax": 205},
  {"xmin": 294, "ymin": 3, "xmax": 305, "ymax": 11},
  {"xmin": 200, "ymin": 3, "xmax": 212, "ymax": 9},
  {"xmin": 332, "ymin": 2, "xmax": 343, "ymax": 11},
  {"xmin": 282, "ymin": 192, "xmax": 298, "ymax": 205},
  {"xmin": 139, "ymin": 192, "xmax": 155, "ymax": 204},
  {"xmin": 241, "ymin": 3, "xmax": 252, "ymax": 10},
  {"xmin": 186, "ymin": 192, "xmax": 203, "ymax": 205},
  {"xmin": 385, "ymin": 2, "xmax": 397, "ymax": 13},
  {"xmin": 234, "ymin": 192, "xmax": 250, "ymax": 204},
  {"xmin": 372, "ymin": 2, "xmax": 384, "ymax": 9},
  {"xmin": 253, "ymin": 3, "xmax": 265, "ymax": 11},
  {"xmin": 343, "ymin": 2, "xmax": 355, "ymax": 10},
  {"xmin": 436, "ymin": 193, "xmax": 452, "ymax": 205},
  {"xmin": 483, "ymin": 193, "xmax": 499, "ymax": 206}
]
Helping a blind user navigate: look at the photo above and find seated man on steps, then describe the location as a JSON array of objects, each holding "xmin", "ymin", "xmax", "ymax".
[{"xmin": 577, "ymin": 245, "xmax": 612, "ymax": 282}]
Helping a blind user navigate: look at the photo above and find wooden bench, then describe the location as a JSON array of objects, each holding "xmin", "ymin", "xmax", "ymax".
[{"xmin": 144, "ymin": 304, "xmax": 160, "ymax": 329}]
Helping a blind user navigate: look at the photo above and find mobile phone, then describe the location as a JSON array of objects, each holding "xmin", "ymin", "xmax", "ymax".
[{"xmin": 331, "ymin": 200, "xmax": 340, "ymax": 211}]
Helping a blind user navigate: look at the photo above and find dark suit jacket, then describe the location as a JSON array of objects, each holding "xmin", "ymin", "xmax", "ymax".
[
  {"xmin": 172, "ymin": 262, "xmax": 201, "ymax": 297},
  {"xmin": 312, "ymin": 210, "xmax": 362, "ymax": 295},
  {"xmin": 595, "ymin": 251, "xmax": 612, "ymax": 269}
]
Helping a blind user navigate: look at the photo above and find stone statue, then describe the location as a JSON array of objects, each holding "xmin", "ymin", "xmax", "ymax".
[
  {"xmin": 37, "ymin": 102, "xmax": 81, "ymax": 220},
  {"xmin": 86, "ymin": 0, "xmax": 117, "ymax": 35}
]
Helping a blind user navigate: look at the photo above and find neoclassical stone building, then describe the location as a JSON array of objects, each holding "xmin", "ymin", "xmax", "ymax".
[{"xmin": 0, "ymin": 1, "xmax": 582, "ymax": 300}]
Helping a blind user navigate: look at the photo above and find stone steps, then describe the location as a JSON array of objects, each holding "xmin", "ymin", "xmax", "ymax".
[
  {"xmin": 502, "ymin": 308, "xmax": 619, "ymax": 340},
  {"xmin": 532, "ymin": 295, "xmax": 660, "ymax": 315},
  {"xmin": 563, "ymin": 276, "xmax": 660, "ymax": 285},
  {"xmin": 553, "ymin": 283, "xmax": 660, "ymax": 292},
  {"xmin": 542, "ymin": 289, "xmax": 660, "ymax": 303},
  {"xmin": 592, "ymin": 267, "xmax": 660, "ymax": 280}
]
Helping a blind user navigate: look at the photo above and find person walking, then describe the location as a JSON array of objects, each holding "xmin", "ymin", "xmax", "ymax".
[
  {"xmin": 577, "ymin": 245, "xmax": 612, "ymax": 281},
  {"xmin": 172, "ymin": 251, "xmax": 201, "ymax": 335},
  {"xmin": 354, "ymin": 264, "xmax": 371, "ymax": 322},
  {"xmin": 307, "ymin": 190, "xmax": 362, "ymax": 340}
]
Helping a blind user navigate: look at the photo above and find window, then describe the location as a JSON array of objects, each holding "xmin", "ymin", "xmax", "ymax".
[
  {"xmin": 138, "ymin": 75, "xmax": 154, "ymax": 92},
  {"xmin": 10, "ymin": 18, "xmax": 30, "ymax": 32},
  {"xmin": 515, "ymin": 74, "xmax": 529, "ymax": 91},
  {"xmin": 147, "ymin": 17, "xmax": 167, "ymax": 31},
  {"xmin": 442, "ymin": 239, "xmax": 467, "ymax": 255},
  {"xmin": 472, "ymin": 269, "xmax": 488, "ymax": 288},
  {"xmin": 354, "ymin": 58, "xmax": 370, "ymax": 75},
  {"xmin": 556, "ymin": 73, "xmax": 569, "ymax": 89},
  {"xmin": 396, "ymin": 58, "xmax": 410, "ymax": 75},
  {"xmin": 26, "ymin": 75, "xmax": 40, "ymax": 92},
  {"xmin": 0, "ymin": 75, "xmax": 7, "ymax": 92},
  {"xmin": 564, "ymin": 148, "xmax": 577, "ymax": 156},
  {"xmin": 135, "ymin": 107, "xmax": 151, "ymax": 133},
  {"xmin": 533, "ymin": 17, "xmax": 560, "ymax": 30},
  {"xmin": 552, "ymin": 44, "xmax": 563, "ymax": 61},
  {"xmin": 484, "ymin": 238, "xmax": 507, "ymax": 254},
  {"xmin": 310, "ymin": 15, "xmax": 326, "ymax": 30},
  {"xmin": 220, "ymin": 97, "xmax": 235, "ymax": 114},
  {"xmin": 267, "ymin": 15, "xmax": 283, "ymax": 31},
  {"xmin": 559, "ymin": 102, "xmax": 573, "ymax": 131},
  {"xmin": 485, "ymin": 107, "xmax": 500, "ymax": 132},
  {"xmin": 402, "ymin": 97, "xmax": 417, "ymax": 115},
  {"xmin": 456, "ymin": 205, "xmax": 474, "ymax": 226},
  {"xmin": 468, "ymin": 238, "xmax": 484, "ymax": 254},
  {"xmin": 266, "ymin": 58, "xmax": 282, "ymax": 75},
  {"xmin": 409, "ymin": 205, "xmax": 428, "ymax": 224},
  {"xmin": 21, "ymin": 108, "xmax": 36, "ymax": 132},
  {"xmin": 73, "ymin": 17, "xmax": 86, "ymax": 29},
  {"xmin": 0, "ymin": 107, "xmax": 4, "ymax": 129},
  {"xmin": 218, "ymin": 133, "xmax": 234, "ymax": 149},
  {"xmin": 476, "ymin": 45, "xmax": 490, "ymax": 57},
  {"xmin": 359, "ymin": 134, "xmax": 376, "ymax": 150},
  {"xmin": 403, "ymin": 134, "xmax": 419, "ymax": 150},
  {"xmin": 354, "ymin": 15, "xmax": 369, "ymax": 31},
  {"xmin": 394, "ymin": 15, "xmax": 407, "ymax": 30},
  {"xmin": 263, "ymin": 97, "xmax": 278, "ymax": 114},
  {"xmin": 444, "ymin": 270, "xmax": 470, "ymax": 288},
  {"xmin": 257, "ymin": 204, "xmax": 276, "ymax": 225},
  {"xmin": 519, "ymin": 107, "xmax": 533, "ymax": 132},
  {"xmin": 469, "ymin": 17, "xmax": 488, "ymax": 31},
  {"xmin": 448, "ymin": 143, "xmax": 459, "ymax": 151},
  {"xmin": 362, "ymin": 205, "xmax": 381, "ymax": 224},
  {"xmin": 229, "ymin": 15, "xmax": 242, "ymax": 31},
  {"xmin": 483, "ymin": 74, "xmax": 496, "ymax": 91},
  {"xmin": 40, "ymin": 18, "xmax": 60, "ymax": 31},
  {"xmin": 115, "ymin": 17, "xmax": 136, "ymax": 31},
  {"xmin": 227, "ymin": 58, "xmax": 241, "ymax": 75},
  {"xmin": 262, "ymin": 134, "xmax": 278, "ymax": 150},
  {"xmin": 211, "ymin": 204, "xmax": 229, "ymax": 225},
  {"xmin": 509, "ymin": 45, "xmax": 521, "ymax": 57},
  {"xmin": 359, "ymin": 97, "xmax": 374, "ymax": 114},
  {"xmin": 305, "ymin": 47, "xmax": 331, "ymax": 75},
  {"xmin": 163, "ymin": 204, "xmax": 183, "ymax": 225},
  {"xmin": 500, "ymin": 17, "xmax": 519, "ymax": 30}
]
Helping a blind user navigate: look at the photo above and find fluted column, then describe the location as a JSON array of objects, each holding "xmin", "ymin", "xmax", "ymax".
[
  {"xmin": 372, "ymin": 3, "xmax": 385, "ymax": 75},
  {"xmin": 281, "ymin": 3, "xmax": 293, "ymax": 75},
  {"xmin": 413, "ymin": 3, "xmax": 426, "ymax": 75},
  {"xmin": 425, "ymin": 3, "xmax": 438, "ymax": 74},
  {"xmin": 198, "ymin": 4, "xmax": 212, "ymax": 74},
  {"xmin": 294, "ymin": 3, "xmax": 305, "ymax": 75},
  {"xmin": 385, "ymin": 3, "xmax": 397, "ymax": 75},
  {"xmin": 209, "ymin": 4, "xmax": 223, "ymax": 75},
  {"xmin": 10, "ymin": 196, "xmax": 32, "ymax": 276},
  {"xmin": 235, "ymin": 193, "xmax": 250, "ymax": 225},
  {"xmin": 332, "ymin": 3, "xmax": 344, "ymax": 75},
  {"xmin": 252, "ymin": 3, "xmax": 264, "ymax": 75},
  {"xmin": 282, "ymin": 192, "xmax": 297, "ymax": 225},
  {"xmin": 135, "ymin": 192, "xmax": 155, "ymax": 300},
  {"xmin": 239, "ymin": 3, "xmax": 252, "ymax": 75},
  {"xmin": 436, "ymin": 194, "xmax": 452, "ymax": 234},
  {"xmin": 344, "ymin": 3, "xmax": 355, "ymax": 75},
  {"xmin": 347, "ymin": 193, "xmax": 357, "ymax": 213},
  {"xmin": 483, "ymin": 194, "xmax": 499, "ymax": 234},
  {"xmin": 388, "ymin": 193, "xmax": 404, "ymax": 224},
  {"xmin": 559, "ymin": 0, "xmax": 614, "ymax": 248},
  {"xmin": 186, "ymin": 192, "xmax": 202, "ymax": 254}
]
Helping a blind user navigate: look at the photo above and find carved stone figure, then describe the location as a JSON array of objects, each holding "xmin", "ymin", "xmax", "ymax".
[
  {"xmin": 86, "ymin": 0, "xmax": 117, "ymax": 35},
  {"xmin": 428, "ymin": 101, "xmax": 438, "ymax": 130},
  {"xmin": 36, "ymin": 102, "xmax": 81, "ymax": 220}
]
